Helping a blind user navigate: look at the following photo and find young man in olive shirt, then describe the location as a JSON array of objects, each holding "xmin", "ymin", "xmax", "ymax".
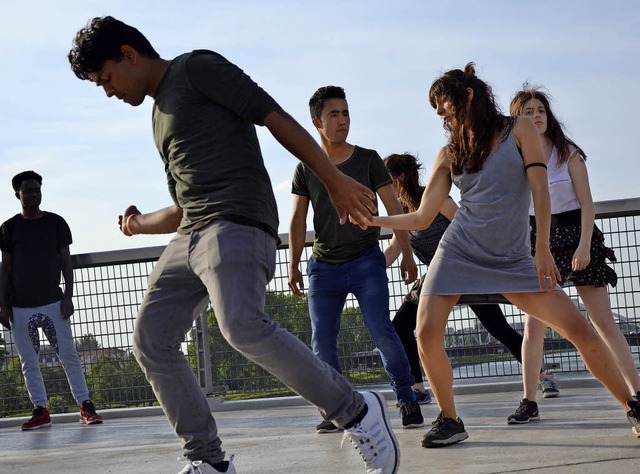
[
  {"xmin": 68, "ymin": 16, "xmax": 400, "ymax": 474},
  {"xmin": 288, "ymin": 86, "xmax": 423, "ymax": 433}
]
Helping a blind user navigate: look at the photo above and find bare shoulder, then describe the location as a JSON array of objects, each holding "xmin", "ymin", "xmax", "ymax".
[
  {"xmin": 511, "ymin": 116, "xmax": 538, "ymax": 147},
  {"xmin": 434, "ymin": 146, "xmax": 451, "ymax": 169}
]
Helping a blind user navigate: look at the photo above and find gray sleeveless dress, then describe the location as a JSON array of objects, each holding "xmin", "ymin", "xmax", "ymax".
[{"xmin": 423, "ymin": 124, "xmax": 546, "ymax": 295}]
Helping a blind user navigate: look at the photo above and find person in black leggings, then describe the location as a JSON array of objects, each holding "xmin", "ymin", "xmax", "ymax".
[{"xmin": 383, "ymin": 153, "xmax": 555, "ymax": 403}]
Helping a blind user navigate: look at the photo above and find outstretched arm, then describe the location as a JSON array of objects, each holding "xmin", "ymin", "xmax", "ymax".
[
  {"xmin": 263, "ymin": 109, "xmax": 376, "ymax": 227},
  {"xmin": 378, "ymin": 183, "xmax": 417, "ymax": 283},
  {"xmin": 119, "ymin": 204, "xmax": 183, "ymax": 236},
  {"xmin": 369, "ymin": 147, "xmax": 452, "ymax": 231}
]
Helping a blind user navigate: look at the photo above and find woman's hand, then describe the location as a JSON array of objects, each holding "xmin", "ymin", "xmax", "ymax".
[
  {"xmin": 534, "ymin": 245, "xmax": 562, "ymax": 291},
  {"xmin": 572, "ymin": 242, "xmax": 591, "ymax": 271}
]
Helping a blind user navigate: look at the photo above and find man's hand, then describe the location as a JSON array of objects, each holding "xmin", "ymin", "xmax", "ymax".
[
  {"xmin": 400, "ymin": 255, "xmax": 418, "ymax": 285},
  {"xmin": 0, "ymin": 305, "xmax": 12, "ymax": 330},
  {"xmin": 61, "ymin": 297, "xmax": 74, "ymax": 319},
  {"xmin": 288, "ymin": 267, "xmax": 306, "ymax": 297},
  {"xmin": 327, "ymin": 174, "xmax": 376, "ymax": 228},
  {"xmin": 118, "ymin": 205, "xmax": 142, "ymax": 236}
]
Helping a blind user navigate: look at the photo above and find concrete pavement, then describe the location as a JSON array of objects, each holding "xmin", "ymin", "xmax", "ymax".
[{"xmin": 1, "ymin": 378, "xmax": 639, "ymax": 473}]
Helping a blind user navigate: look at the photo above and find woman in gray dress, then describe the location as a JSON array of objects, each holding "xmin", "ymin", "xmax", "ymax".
[{"xmin": 361, "ymin": 63, "xmax": 640, "ymax": 448}]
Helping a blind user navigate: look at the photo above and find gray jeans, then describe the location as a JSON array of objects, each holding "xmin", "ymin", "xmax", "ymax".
[
  {"xmin": 133, "ymin": 219, "xmax": 363, "ymax": 463},
  {"xmin": 12, "ymin": 301, "xmax": 90, "ymax": 407}
]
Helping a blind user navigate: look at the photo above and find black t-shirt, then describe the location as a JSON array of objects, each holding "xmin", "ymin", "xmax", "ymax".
[{"xmin": 0, "ymin": 212, "xmax": 72, "ymax": 308}]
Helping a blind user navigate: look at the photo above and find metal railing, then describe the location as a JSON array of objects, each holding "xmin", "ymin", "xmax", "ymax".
[{"xmin": 1, "ymin": 198, "xmax": 639, "ymax": 416}]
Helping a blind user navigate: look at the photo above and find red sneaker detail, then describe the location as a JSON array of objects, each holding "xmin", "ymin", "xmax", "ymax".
[
  {"xmin": 79, "ymin": 400, "xmax": 104, "ymax": 425},
  {"xmin": 22, "ymin": 406, "xmax": 52, "ymax": 431}
]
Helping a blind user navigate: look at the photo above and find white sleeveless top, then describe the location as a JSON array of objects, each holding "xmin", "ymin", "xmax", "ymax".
[{"xmin": 529, "ymin": 146, "xmax": 581, "ymax": 215}]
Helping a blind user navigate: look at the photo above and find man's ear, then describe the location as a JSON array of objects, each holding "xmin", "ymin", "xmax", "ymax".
[
  {"xmin": 120, "ymin": 45, "xmax": 138, "ymax": 64},
  {"xmin": 311, "ymin": 116, "xmax": 322, "ymax": 130},
  {"xmin": 14, "ymin": 192, "xmax": 20, "ymax": 200}
]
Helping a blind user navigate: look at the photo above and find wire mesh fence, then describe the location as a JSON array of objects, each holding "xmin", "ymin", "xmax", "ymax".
[{"xmin": 1, "ymin": 199, "xmax": 639, "ymax": 416}]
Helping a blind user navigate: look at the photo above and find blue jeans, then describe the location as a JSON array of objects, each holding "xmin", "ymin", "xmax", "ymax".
[
  {"xmin": 307, "ymin": 246, "xmax": 416, "ymax": 404},
  {"xmin": 133, "ymin": 220, "xmax": 363, "ymax": 464}
]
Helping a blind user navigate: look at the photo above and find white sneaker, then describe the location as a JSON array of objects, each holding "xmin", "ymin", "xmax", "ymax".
[
  {"xmin": 177, "ymin": 457, "xmax": 236, "ymax": 474},
  {"xmin": 341, "ymin": 391, "xmax": 400, "ymax": 474}
]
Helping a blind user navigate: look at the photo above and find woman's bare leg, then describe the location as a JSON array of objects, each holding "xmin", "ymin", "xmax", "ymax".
[
  {"xmin": 416, "ymin": 294, "xmax": 459, "ymax": 418},
  {"xmin": 578, "ymin": 285, "xmax": 640, "ymax": 394},
  {"xmin": 506, "ymin": 290, "xmax": 632, "ymax": 410},
  {"xmin": 522, "ymin": 314, "xmax": 546, "ymax": 401}
]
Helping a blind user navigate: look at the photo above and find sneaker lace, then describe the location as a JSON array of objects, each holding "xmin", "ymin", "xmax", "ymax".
[
  {"xmin": 541, "ymin": 379, "xmax": 557, "ymax": 390},
  {"xmin": 514, "ymin": 400, "xmax": 530, "ymax": 416},
  {"xmin": 430, "ymin": 411, "xmax": 447, "ymax": 433},
  {"xmin": 400, "ymin": 401, "xmax": 420, "ymax": 416},
  {"xmin": 341, "ymin": 424, "xmax": 384, "ymax": 470}
]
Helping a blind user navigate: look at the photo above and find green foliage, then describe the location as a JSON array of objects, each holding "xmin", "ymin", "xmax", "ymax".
[
  {"xmin": 76, "ymin": 333, "xmax": 101, "ymax": 351},
  {"xmin": 186, "ymin": 290, "xmax": 388, "ymax": 398},
  {"xmin": 85, "ymin": 353, "xmax": 155, "ymax": 407},
  {"xmin": 0, "ymin": 355, "xmax": 32, "ymax": 416}
]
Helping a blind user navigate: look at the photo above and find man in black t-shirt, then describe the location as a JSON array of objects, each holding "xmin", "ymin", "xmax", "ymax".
[
  {"xmin": 68, "ymin": 16, "xmax": 400, "ymax": 474},
  {"xmin": 0, "ymin": 171, "xmax": 103, "ymax": 430}
]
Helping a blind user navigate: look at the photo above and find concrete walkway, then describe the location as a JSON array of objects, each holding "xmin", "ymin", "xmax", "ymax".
[{"xmin": 1, "ymin": 378, "xmax": 639, "ymax": 473}]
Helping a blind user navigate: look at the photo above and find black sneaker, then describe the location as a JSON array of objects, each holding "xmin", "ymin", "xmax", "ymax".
[
  {"xmin": 421, "ymin": 411, "xmax": 469, "ymax": 448},
  {"xmin": 399, "ymin": 400, "xmax": 424, "ymax": 429},
  {"xmin": 316, "ymin": 419, "xmax": 342, "ymax": 434},
  {"xmin": 507, "ymin": 398, "xmax": 540, "ymax": 424},
  {"xmin": 626, "ymin": 399, "xmax": 640, "ymax": 438}
]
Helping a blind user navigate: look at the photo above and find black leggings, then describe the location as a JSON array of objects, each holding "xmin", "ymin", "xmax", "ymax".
[{"xmin": 392, "ymin": 300, "xmax": 523, "ymax": 384}]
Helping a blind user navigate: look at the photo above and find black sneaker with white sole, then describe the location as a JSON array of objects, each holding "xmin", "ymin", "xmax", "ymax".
[
  {"xmin": 507, "ymin": 399, "xmax": 540, "ymax": 424},
  {"xmin": 421, "ymin": 411, "xmax": 469, "ymax": 448},
  {"xmin": 626, "ymin": 399, "xmax": 640, "ymax": 438},
  {"xmin": 316, "ymin": 419, "xmax": 342, "ymax": 434},
  {"xmin": 399, "ymin": 400, "xmax": 424, "ymax": 428}
]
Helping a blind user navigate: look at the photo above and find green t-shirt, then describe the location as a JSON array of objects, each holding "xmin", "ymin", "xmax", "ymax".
[
  {"xmin": 152, "ymin": 50, "xmax": 280, "ymax": 235},
  {"xmin": 291, "ymin": 146, "xmax": 392, "ymax": 263}
]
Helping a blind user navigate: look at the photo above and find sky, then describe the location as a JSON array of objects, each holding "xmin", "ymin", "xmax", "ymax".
[{"xmin": 1, "ymin": 1, "xmax": 638, "ymax": 255}]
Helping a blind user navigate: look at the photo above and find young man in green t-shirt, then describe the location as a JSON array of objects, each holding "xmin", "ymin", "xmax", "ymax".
[
  {"xmin": 288, "ymin": 85, "xmax": 424, "ymax": 433},
  {"xmin": 68, "ymin": 16, "xmax": 401, "ymax": 474}
]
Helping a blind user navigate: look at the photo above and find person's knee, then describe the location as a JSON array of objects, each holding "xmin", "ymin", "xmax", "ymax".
[
  {"xmin": 132, "ymin": 322, "xmax": 158, "ymax": 364},
  {"xmin": 219, "ymin": 312, "xmax": 273, "ymax": 350},
  {"xmin": 415, "ymin": 323, "xmax": 441, "ymax": 353}
]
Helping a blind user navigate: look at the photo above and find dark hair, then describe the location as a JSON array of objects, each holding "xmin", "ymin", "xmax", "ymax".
[
  {"xmin": 384, "ymin": 153, "xmax": 424, "ymax": 212},
  {"xmin": 309, "ymin": 85, "xmax": 346, "ymax": 119},
  {"xmin": 510, "ymin": 83, "xmax": 586, "ymax": 165},
  {"xmin": 68, "ymin": 16, "xmax": 160, "ymax": 80},
  {"xmin": 428, "ymin": 62, "xmax": 504, "ymax": 175},
  {"xmin": 12, "ymin": 171, "xmax": 42, "ymax": 192}
]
